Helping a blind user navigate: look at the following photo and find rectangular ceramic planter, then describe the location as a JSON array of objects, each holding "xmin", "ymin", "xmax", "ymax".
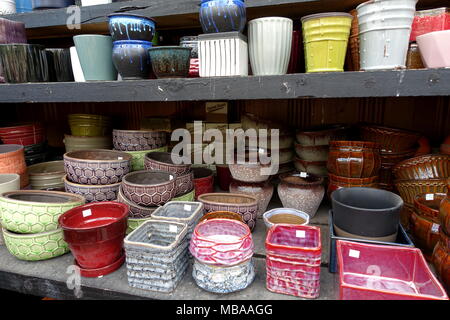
[{"xmin": 198, "ymin": 31, "xmax": 248, "ymax": 77}]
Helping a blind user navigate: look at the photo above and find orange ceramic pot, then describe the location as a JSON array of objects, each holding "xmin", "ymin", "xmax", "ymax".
[
  {"xmin": 431, "ymin": 232, "xmax": 449, "ymax": 292},
  {"xmin": 410, "ymin": 210, "xmax": 441, "ymax": 260},
  {"xmin": 440, "ymin": 183, "xmax": 450, "ymax": 235},
  {"xmin": 327, "ymin": 173, "xmax": 378, "ymax": 198},
  {"xmin": 400, "ymin": 203, "xmax": 414, "ymax": 232},
  {"xmin": 414, "ymin": 193, "xmax": 446, "ymax": 224},
  {"xmin": 395, "ymin": 178, "xmax": 448, "ymax": 206},
  {"xmin": 0, "ymin": 144, "xmax": 28, "ymax": 188}
]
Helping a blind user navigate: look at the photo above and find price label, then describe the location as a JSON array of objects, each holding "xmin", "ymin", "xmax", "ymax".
[
  {"xmin": 349, "ymin": 249, "xmax": 360, "ymax": 259},
  {"xmin": 169, "ymin": 175, "xmax": 174, "ymax": 180},
  {"xmin": 431, "ymin": 223, "xmax": 440, "ymax": 233},
  {"xmin": 169, "ymin": 225, "xmax": 178, "ymax": 233},
  {"xmin": 426, "ymin": 194, "xmax": 434, "ymax": 201},
  {"xmin": 300, "ymin": 172, "xmax": 307, "ymax": 178},
  {"xmin": 296, "ymin": 230, "xmax": 305, "ymax": 238},
  {"xmin": 82, "ymin": 209, "xmax": 92, "ymax": 218},
  {"xmin": 184, "ymin": 204, "xmax": 192, "ymax": 211},
  {"xmin": 118, "ymin": 157, "xmax": 123, "ymax": 160}
]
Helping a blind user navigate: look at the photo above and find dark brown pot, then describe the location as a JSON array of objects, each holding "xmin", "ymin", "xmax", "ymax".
[
  {"xmin": 414, "ymin": 193, "xmax": 446, "ymax": 224},
  {"xmin": 410, "ymin": 210, "xmax": 441, "ymax": 260}
]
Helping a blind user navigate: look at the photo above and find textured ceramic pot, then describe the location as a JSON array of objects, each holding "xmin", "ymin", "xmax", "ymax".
[
  {"xmin": 395, "ymin": 178, "xmax": 448, "ymax": 205},
  {"xmin": 248, "ymin": 17, "xmax": 293, "ymax": 75},
  {"xmin": 301, "ymin": 12, "xmax": 353, "ymax": 72},
  {"xmin": 2, "ymin": 228, "xmax": 69, "ymax": 261},
  {"xmin": 410, "ymin": 210, "xmax": 441, "ymax": 259},
  {"xmin": 148, "ymin": 46, "xmax": 191, "ymax": 78},
  {"xmin": 294, "ymin": 143, "xmax": 329, "ymax": 161},
  {"xmin": 174, "ymin": 170, "xmax": 194, "ymax": 197},
  {"xmin": 0, "ymin": 44, "xmax": 49, "ymax": 83},
  {"xmin": 417, "ymin": 30, "xmax": 450, "ymax": 68},
  {"xmin": 32, "ymin": 0, "xmax": 74, "ymax": 9},
  {"xmin": 113, "ymin": 129, "xmax": 167, "ymax": 151},
  {"xmin": 64, "ymin": 135, "xmax": 112, "ymax": 152},
  {"xmin": 229, "ymin": 180, "xmax": 273, "ymax": 217},
  {"xmin": 144, "ymin": 151, "xmax": 191, "ymax": 175},
  {"xmin": 410, "ymin": 7, "xmax": 450, "ymax": 42},
  {"xmin": 0, "ymin": 190, "xmax": 85, "ymax": 233},
  {"xmin": 440, "ymin": 183, "xmax": 450, "ymax": 236},
  {"xmin": 393, "ymin": 154, "xmax": 450, "ymax": 180},
  {"xmin": 199, "ymin": 0, "xmax": 246, "ymax": 34},
  {"xmin": 122, "ymin": 170, "xmax": 177, "ymax": 207},
  {"xmin": 112, "ymin": 40, "xmax": 152, "ymax": 80},
  {"xmin": 327, "ymin": 173, "xmax": 378, "ymax": 198},
  {"xmin": 192, "ymin": 167, "xmax": 214, "ymax": 200},
  {"xmin": 0, "ymin": 0, "xmax": 16, "ymax": 14},
  {"xmin": 327, "ymin": 141, "xmax": 381, "ymax": 178},
  {"xmin": 58, "ymin": 201, "xmax": 129, "ymax": 271},
  {"xmin": 0, "ymin": 17, "xmax": 26, "ymax": 45},
  {"xmin": 360, "ymin": 124, "xmax": 421, "ymax": 153},
  {"xmin": 116, "ymin": 185, "xmax": 156, "ymax": 218},
  {"xmin": 125, "ymin": 146, "xmax": 168, "ymax": 172},
  {"xmin": 46, "ymin": 48, "xmax": 74, "ymax": 82},
  {"xmin": 278, "ymin": 172, "xmax": 324, "ymax": 218},
  {"xmin": 263, "ymin": 208, "xmax": 310, "ymax": 229},
  {"xmin": 28, "ymin": 160, "xmax": 65, "ymax": 190},
  {"xmin": 108, "ymin": 13, "xmax": 156, "ymax": 42},
  {"xmin": 0, "ymin": 123, "xmax": 45, "ymax": 146},
  {"xmin": 294, "ymin": 158, "xmax": 328, "ymax": 177},
  {"xmin": 69, "ymin": 46, "xmax": 85, "ymax": 82},
  {"xmin": 198, "ymin": 193, "xmax": 258, "ymax": 231},
  {"xmin": 64, "ymin": 149, "xmax": 131, "ymax": 185},
  {"xmin": 432, "ymin": 231, "xmax": 450, "ymax": 292},
  {"xmin": 0, "ymin": 144, "xmax": 28, "ymax": 188},
  {"xmin": 63, "ymin": 175, "xmax": 120, "ymax": 203},
  {"xmin": 24, "ymin": 141, "xmax": 47, "ymax": 156},
  {"xmin": 216, "ymin": 164, "xmax": 232, "ymax": 191},
  {"xmin": 126, "ymin": 216, "xmax": 153, "ymax": 234},
  {"xmin": 228, "ymin": 162, "xmax": 271, "ymax": 183},
  {"xmin": 73, "ymin": 34, "xmax": 117, "ymax": 81},
  {"xmin": 414, "ymin": 193, "xmax": 446, "ymax": 224}
]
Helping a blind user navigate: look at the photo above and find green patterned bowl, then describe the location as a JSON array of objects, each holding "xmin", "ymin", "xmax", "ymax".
[
  {"xmin": 125, "ymin": 145, "xmax": 168, "ymax": 171},
  {"xmin": 172, "ymin": 188, "xmax": 195, "ymax": 202},
  {"xmin": 127, "ymin": 216, "xmax": 153, "ymax": 234},
  {"xmin": 2, "ymin": 228, "xmax": 69, "ymax": 261},
  {"xmin": 0, "ymin": 190, "xmax": 85, "ymax": 234}
]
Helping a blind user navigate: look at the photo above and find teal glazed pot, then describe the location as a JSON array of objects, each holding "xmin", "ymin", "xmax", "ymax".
[
  {"xmin": 148, "ymin": 46, "xmax": 191, "ymax": 78},
  {"xmin": 73, "ymin": 35, "xmax": 117, "ymax": 81},
  {"xmin": 0, "ymin": 44, "xmax": 49, "ymax": 83}
]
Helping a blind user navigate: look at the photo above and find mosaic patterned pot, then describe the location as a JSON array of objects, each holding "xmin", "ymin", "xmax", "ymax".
[
  {"xmin": 113, "ymin": 129, "xmax": 167, "ymax": 152},
  {"xmin": 116, "ymin": 186, "xmax": 156, "ymax": 219},
  {"xmin": 175, "ymin": 170, "xmax": 194, "ymax": 197},
  {"xmin": 63, "ymin": 175, "xmax": 121, "ymax": 203},
  {"xmin": 124, "ymin": 146, "xmax": 168, "ymax": 171},
  {"xmin": 229, "ymin": 180, "xmax": 273, "ymax": 217},
  {"xmin": 144, "ymin": 151, "xmax": 191, "ymax": 175}
]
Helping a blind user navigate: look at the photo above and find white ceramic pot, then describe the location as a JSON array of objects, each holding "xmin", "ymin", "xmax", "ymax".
[
  {"xmin": 69, "ymin": 46, "xmax": 85, "ymax": 82},
  {"xmin": 80, "ymin": 0, "xmax": 111, "ymax": 6},
  {"xmin": 263, "ymin": 207, "xmax": 310, "ymax": 229},
  {"xmin": 0, "ymin": 0, "xmax": 16, "ymax": 14},
  {"xmin": 248, "ymin": 17, "xmax": 293, "ymax": 75},
  {"xmin": 417, "ymin": 30, "xmax": 450, "ymax": 69},
  {"xmin": 357, "ymin": 0, "xmax": 417, "ymax": 71}
]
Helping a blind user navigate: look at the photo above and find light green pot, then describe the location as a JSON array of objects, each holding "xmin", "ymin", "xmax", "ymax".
[
  {"xmin": 2, "ymin": 228, "xmax": 69, "ymax": 261},
  {"xmin": 125, "ymin": 145, "xmax": 168, "ymax": 171},
  {"xmin": 172, "ymin": 188, "xmax": 195, "ymax": 202},
  {"xmin": 127, "ymin": 216, "xmax": 153, "ymax": 234}
]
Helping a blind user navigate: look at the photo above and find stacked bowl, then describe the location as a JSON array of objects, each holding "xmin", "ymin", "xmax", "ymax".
[
  {"xmin": 28, "ymin": 160, "xmax": 65, "ymax": 191},
  {"xmin": 0, "ymin": 173, "xmax": 20, "ymax": 244},
  {"xmin": 63, "ymin": 149, "xmax": 132, "ymax": 203},
  {"xmin": 108, "ymin": 13, "xmax": 156, "ymax": 80},
  {"xmin": 66, "ymin": 114, "xmax": 112, "ymax": 152},
  {"xmin": 0, "ymin": 144, "xmax": 28, "ymax": 188}
]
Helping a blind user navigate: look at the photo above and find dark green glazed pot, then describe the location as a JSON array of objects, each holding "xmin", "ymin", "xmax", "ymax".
[
  {"xmin": 46, "ymin": 48, "xmax": 74, "ymax": 82},
  {"xmin": 0, "ymin": 44, "xmax": 49, "ymax": 83},
  {"xmin": 148, "ymin": 46, "xmax": 191, "ymax": 78}
]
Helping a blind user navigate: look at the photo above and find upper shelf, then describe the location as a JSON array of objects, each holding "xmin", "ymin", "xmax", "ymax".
[{"xmin": 0, "ymin": 69, "xmax": 449, "ymax": 103}]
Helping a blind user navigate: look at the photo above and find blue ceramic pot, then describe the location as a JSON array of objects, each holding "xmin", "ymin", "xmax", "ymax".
[
  {"xmin": 16, "ymin": 0, "xmax": 33, "ymax": 13},
  {"xmin": 108, "ymin": 13, "xmax": 156, "ymax": 42},
  {"xmin": 148, "ymin": 46, "xmax": 191, "ymax": 78},
  {"xmin": 32, "ymin": 0, "xmax": 74, "ymax": 9},
  {"xmin": 199, "ymin": 0, "xmax": 246, "ymax": 34},
  {"xmin": 112, "ymin": 40, "xmax": 153, "ymax": 80}
]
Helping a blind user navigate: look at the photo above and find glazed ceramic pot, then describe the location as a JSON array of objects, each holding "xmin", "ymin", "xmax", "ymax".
[
  {"xmin": 122, "ymin": 170, "xmax": 177, "ymax": 207},
  {"xmin": 68, "ymin": 113, "xmax": 111, "ymax": 137},
  {"xmin": 2, "ymin": 228, "xmax": 69, "ymax": 261},
  {"xmin": 192, "ymin": 167, "xmax": 214, "ymax": 200},
  {"xmin": 400, "ymin": 203, "xmax": 414, "ymax": 231},
  {"xmin": 125, "ymin": 146, "xmax": 168, "ymax": 172},
  {"xmin": 229, "ymin": 179, "xmax": 273, "ymax": 217},
  {"xmin": 0, "ymin": 17, "xmax": 27, "ymax": 44},
  {"xmin": 393, "ymin": 154, "xmax": 450, "ymax": 180},
  {"xmin": 24, "ymin": 141, "xmax": 47, "ymax": 156},
  {"xmin": 294, "ymin": 158, "xmax": 328, "ymax": 177},
  {"xmin": 301, "ymin": 12, "xmax": 353, "ymax": 73},
  {"xmin": 58, "ymin": 201, "xmax": 129, "ymax": 273},
  {"xmin": 0, "ymin": 144, "xmax": 28, "ymax": 188},
  {"xmin": 112, "ymin": 40, "xmax": 152, "ymax": 80},
  {"xmin": 108, "ymin": 13, "xmax": 156, "ymax": 42},
  {"xmin": 113, "ymin": 129, "xmax": 167, "ymax": 151},
  {"xmin": 144, "ymin": 151, "xmax": 191, "ymax": 175},
  {"xmin": 410, "ymin": 7, "xmax": 450, "ymax": 42},
  {"xmin": 148, "ymin": 46, "xmax": 191, "ymax": 78},
  {"xmin": 64, "ymin": 149, "xmax": 131, "ymax": 185},
  {"xmin": 199, "ymin": 210, "xmax": 244, "ymax": 223},
  {"xmin": 73, "ymin": 34, "xmax": 117, "ymax": 81},
  {"xmin": 46, "ymin": 48, "xmax": 74, "ymax": 82},
  {"xmin": 432, "ymin": 230, "xmax": 450, "ymax": 292},
  {"xmin": 228, "ymin": 161, "xmax": 271, "ymax": 183},
  {"xmin": 172, "ymin": 188, "xmax": 195, "ymax": 202},
  {"xmin": 0, "ymin": 44, "xmax": 49, "ymax": 83},
  {"xmin": 277, "ymin": 173, "xmax": 325, "ymax": 218},
  {"xmin": 395, "ymin": 178, "xmax": 448, "ymax": 205},
  {"xmin": 294, "ymin": 143, "xmax": 329, "ymax": 162},
  {"xmin": 263, "ymin": 208, "xmax": 310, "ymax": 229},
  {"xmin": 0, "ymin": 190, "xmax": 85, "ymax": 233},
  {"xmin": 28, "ymin": 160, "xmax": 65, "ymax": 190},
  {"xmin": 360, "ymin": 124, "xmax": 421, "ymax": 153},
  {"xmin": 241, "ymin": 113, "xmax": 293, "ymax": 136},
  {"xmin": 440, "ymin": 183, "xmax": 450, "ymax": 235},
  {"xmin": 69, "ymin": 46, "xmax": 85, "ymax": 82},
  {"xmin": 116, "ymin": 185, "xmax": 156, "ymax": 218},
  {"xmin": 198, "ymin": 193, "xmax": 258, "ymax": 231},
  {"xmin": 180, "ymin": 36, "xmax": 198, "ymax": 58},
  {"xmin": 248, "ymin": 17, "xmax": 293, "ymax": 76},
  {"xmin": 175, "ymin": 170, "xmax": 194, "ymax": 197},
  {"xmin": 25, "ymin": 152, "xmax": 47, "ymax": 166},
  {"xmin": 126, "ymin": 216, "xmax": 153, "ymax": 234},
  {"xmin": 327, "ymin": 141, "xmax": 381, "ymax": 178},
  {"xmin": 410, "ymin": 210, "xmax": 441, "ymax": 259},
  {"xmin": 216, "ymin": 164, "xmax": 232, "ymax": 191},
  {"xmin": 0, "ymin": 123, "xmax": 45, "ymax": 145},
  {"xmin": 0, "ymin": 174, "xmax": 20, "ymax": 194},
  {"xmin": 15, "ymin": 0, "xmax": 33, "ymax": 12},
  {"xmin": 328, "ymin": 173, "xmax": 378, "ymax": 199},
  {"xmin": 414, "ymin": 193, "xmax": 446, "ymax": 224},
  {"xmin": 32, "ymin": 0, "xmax": 74, "ymax": 9},
  {"xmin": 417, "ymin": 30, "xmax": 450, "ymax": 68},
  {"xmin": 296, "ymin": 125, "xmax": 348, "ymax": 146},
  {"xmin": 63, "ymin": 175, "xmax": 120, "ymax": 203},
  {"xmin": 199, "ymin": 0, "xmax": 246, "ymax": 34},
  {"xmin": 331, "ymin": 187, "xmax": 403, "ymax": 241},
  {"xmin": 64, "ymin": 135, "xmax": 112, "ymax": 152},
  {"xmin": 0, "ymin": 0, "xmax": 16, "ymax": 14}
]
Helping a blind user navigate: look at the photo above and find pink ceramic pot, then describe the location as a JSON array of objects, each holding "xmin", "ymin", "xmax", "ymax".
[{"xmin": 417, "ymin": 30, "xmax": 450, "ymax": 68}]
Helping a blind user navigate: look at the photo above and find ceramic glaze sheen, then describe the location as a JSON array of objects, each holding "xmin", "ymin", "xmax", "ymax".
[
  {"xmin": 108, "ymin": 14, "xmax": 156, "ymax": 42},
  {"xmin": 199, "ymin": 0, "xmax": 246, "ymax": 34},
  {"xmin": 112, "ymin": 40, "xmax": 152, "ymax": 80},
  {"xmin": 416, "ymin": 30, "xmax": 450, "ymax": 68}
]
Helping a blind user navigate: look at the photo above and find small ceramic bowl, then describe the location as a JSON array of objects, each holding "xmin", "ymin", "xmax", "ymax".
[
  {"xmin": 144, "ymin": 151, "xmax": 191, "ymax": 175},
  {"xmin": 413, "ymin": 192, "xmax": 446, "ymax": 224},
  {"xmin": 116, "ymin": 185, "xmax": 156, "ymax": 218},
  {"xmin": 394, "ymin": 178, "xmax": 448, "ymax": 205},
  {"xmin": 113, "ymin": 129, "xmax": 167, "ymax": 151},
  {"xmin": 263, "ymin": 208, "xmax": 310, "ymax": 229},
  {"xmin": 63, "ymin": 175, "xmax": 121, "ymax": 203},
  {"xmin": 148, "ymin": 46, "xmax": 191, "ymax": 78},
  {"xmin": 360, "ymin": 124, "xmax": 421, "ymax": 153}
]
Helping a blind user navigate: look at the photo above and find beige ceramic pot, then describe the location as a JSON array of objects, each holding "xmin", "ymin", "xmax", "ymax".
[
  {"xmin": 28, "ymin": 161, "xmax": 65, "ymax": 191},
  {"xmin": 63, "ymin": 134, "xmax": 112, "ymax": 152}
]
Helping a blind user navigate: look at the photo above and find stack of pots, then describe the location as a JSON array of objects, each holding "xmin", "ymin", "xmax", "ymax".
[
  {"xmin": 0, "ymin": 144, "xmax": 28, "ymax": 188},
  {"xmin": 108, "ymin": 13, "xmax": 156, "ymax": 80},
  {"xmin": 59, "ymin": 202, "xmax": 129, "ymax": 277},
  {"xmin": 0, "ymin": 123, "xmax": 48, "ymax": 166},
  {"xmin": 265, "ymin": 224, "xmax": 322, "ymax": 299},
  {"xmin": 112, "ymin": 129, "xmax": 168, "ymax": 171},
  {"xmin": 190, "ymin": 218, "xmax": 255, "ymax": 293},
  {"xmin": 327, "ymin": 140, "xmax": 381, "ymax": 198},
  {"xmin": 0, "ymin": 173, "xmax": 20, "ymax": 244},
  {"xmin": 27, "ymin": 160, "xmax": 65, "ymax": 191},
  {"xmin": 63, "ymin": 149, "xmax": 132, "ymax": 203},
  {"xmin": 65, "ymin": 114, "xmax": 112, "ymax": 152},
  {"xmin": 0, "ymin": 190, "xmax": 84, "ymax": 261}
]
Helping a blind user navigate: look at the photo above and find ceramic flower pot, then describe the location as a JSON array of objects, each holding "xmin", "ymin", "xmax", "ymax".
[
  {"xmin": 410, "ymin": 210, "xmax": 441, "ymax": 259},
  {"xmin": 417, "ymin": 30, "xmax": 450, "ymax": 69},
  {"xmin": 414, "ymin": 193, "xmax": 446, "ymax": 224},
  {"xmin": 172, "ymin": 188, "xmax": 195, "ymax": 202},
  {"xmin": 0, "ymin": 144, "xmax": 28, "ymax": 188},
  {"xmin": 0, "ymin": 174, "xmax": 20, "ymax": 194},
  {"xmin": 45, "ymin": 48, "xmax": 74, "ymax": 82},
  {"xmin": 0, "ymin": 123, "xmax": 45, "ymax": 145},
  {"xmin": 277, "ymin": 172, "xmax": 325, "ymax": 218},
  {"xmin": 406, "ymin": 43, "xmax": 425, "ymax": 69},
  {"xmin": 360, "ymin": 124, "xmax": 421, "ymax": 153},
  {"xmin": 108, "ymin": 13, "xmax": 156, "ymax": 42},
  {"xmin": 64, "ymin": 135, "xmax": 112, "ymax": 152},
  {"xmin": 144, "ymin": 151, "xmax": 191, "ymax": 175},
  {"xmin": 301, "ymin": 12, "xmax": 353, "ymax": 73},
  {"xmin": 63, "ymin": 175, "xmax": 120, "ymax": 203},
  {"xmin": 296, "ymin": 125, "xmax": 348, "ymax": 146},
  {"xmin": 395, "ymin": 178, "xmax": 448, "ymax": 206},
  {"xmin": 175, "ymin": 170, "xmax": 194, "ymax": 197},
  {"xmin": 215, "ymin": 164, "xmax": 232, "ymax": 191},
  {"xmin": 229, "ymin": 180, "xmax": 273, "ymax": 217},
  {"xmin": 294, "ymin": 143, "xmax": 329, "ymax": 161},
  {"xmin": 58, "ymin": 201, "xmax": 129, "ymax": 273},
  {"xmin": 393, "ymin": 154, "xmax": 450, "ymax": 180},
  {"xmin": 125, "ymin": 146, "xmax": 168, "ymax": 172},
  {"xmin": 0, "ymin": 17, "xmax": 27, "ymax": 44},
  {"xmin": 32, "ymin": 0, "xmax": 74, "ymax": 9},
  {"xmin": 199, "ymin": 0, "xmax": 246, "ymax": 34},
  {"xmin": 192, "ymin": 167, "xmax": 214, "ymax": 200},
  {"xmin": 148, "ymin": 46, "xmax": 191, "ymax": 78},
  {"xmin": 440, "ymin": 183, "xmax": 450, "ymax": 235},
  {"xmin": 112, "ymin": 40, "xmax": 152, "ymax": 80},
  {"xmin": 431, "ymin": 231, "xmax": 450, "ymax": 292},
  {"xmin": 410, "ymin": 7, "xmax": 450, "ymax": 42},
  {"xmin": 263, "ymin": 208, "xmax": 310, "ymax": 229},
  {"xmin": 180, "ymin": 36, "xmax": 198, "ymax": 58},
  {"xmin": 116, "ymin": 185, "xmax": 156, "ymax": 219},
  {"xmin": 248, "ymin": 17, "xmax": 293, "ymax": 76},
  {"xmin": 126, "ymin": 216, "xmax": 152, "ymax": 234},
  {"xmin": 294, "ymin": 158, "xmax": 328, "ymax": 177},
  {"xmin": 112, "ymin": 129, "xmax": 167, "ymax": 151},
  {"xmin": 28, "ymin": 160, "xmax": 65, "ymax": 190},
  {"xmin": 199, "ymin": 210, "xmax": 244, "ymax": 223}
]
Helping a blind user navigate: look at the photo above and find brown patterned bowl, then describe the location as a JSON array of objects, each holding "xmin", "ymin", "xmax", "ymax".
[
  {"xmin": 360, "ymin": 124, "xmax": 421, "ymax": 153},
  {"xmin": 199, "ymin": 211, "xmax": 244, "ymax": 223},
  {"xmin": 64, "ymin": 149, "xmax": 132, "ymax": 185},
  {"xmin": 197, "ymin": 193, "xmax": 258, "ymax": 231},
  {"xmin": 144, "ymin": 151, "xmax": 191, "ymax": 175},
  {"xmin": 400, "ymin": 203, "xmax": 414, "ymax": 231},
  {"xmin": 413, "ymin": 193, "xmax": 446, "ymax": 224},
  {"xmin": 63, "ymin": 175, "xmax": 121, "ymax": 203},
  {"xmin": 122, "ymin": 170, "xmax": 177, "ymax": 207},
  {"xmin": 410, "ymin": 210, "xmax": 441, "ymax": 260},
  {"xmin": 395, "ymin": 178, "xmax": 448, "ymax": 206},
  {"xmin": 327, "ymin": 173, "xmax": 378, "ymax": 198},
  {"xmin": 439, "ymin": 183, "xmax": 450, "ymax": 236},
  {"xmin": 393, "ymin": 154, "xmax": 450, "ymax": 180},
  {"xmin": 175, "ymin": 170, "xmax": 194, "ymax": 197},
  {"xmin": 116, "ymin": 185, "xmax": 157, "ymax": 218},
  {"xmin": 327, "ymin": 141, "xmax": 381, "ymax": 178},
  {"xmin": 380, "ymin": 148, "xmax": 417, "ymax": 166},
  {"xmin": 112, "ymin": 129, "xmax": 167, "ymax": 151}
]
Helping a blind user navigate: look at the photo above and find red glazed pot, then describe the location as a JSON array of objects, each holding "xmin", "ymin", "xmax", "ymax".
[
  {"xmin": 0, "ymin": 123, "xmax": 45, "ymax": 146},
  {"xmin": 216, "ymin": 164, "xmax": 232, "ymax": 191},
  {"xmin": 58, "ymin": 201, "xmax": 129, "ymax": 270},
  {"xmin": 192, "ymin": 167, "xmax": 214, "ymax": 200}
]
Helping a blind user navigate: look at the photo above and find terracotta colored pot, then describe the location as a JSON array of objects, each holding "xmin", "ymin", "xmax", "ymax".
[
  {"xmin": 432, "ymin": 236, "xmax": 450, "ymax": 292},
  {"xmin": 216, "ymin": 164, "xmax": 232, "ymax": 191},
  {"xmin": 360, "ymin": 124, "xmax": 421, "ymax": 153},
  {"xmin": 277, "ymin": 172, "xmax": 325, "ymax": 218},
  {"xmin": 327, "ymin": 141, "xmax": 381, "ymax": 178},
  {"xmin": 229, "ymin": 179, "xmax": 274, "ymax": 217},
  {"xmin": 440, "ymin": 183, "xmax": 450, "ymax": 235},
  {"xmin": 327, "ymin": 173, "xmax": 378, "ymax": 198},
  {"xmin": 414, "ymin": 193, "xmax": 446, "ymax": 224},
  {"xmin": 192, "ymin": 167, "xmax": 214, "ymax": 200},
  {"xmin": 197, "ymin": 193, "xmax": 258, "ymax": 231},
  {"xmin": 112, "ymin": 129, "xmax": 167, "ymax": 151},
  {"xmin": 395, "ymin": 178, "xmax": 448, "ymax": 206},
  {"xmin": 0, "ymin": 123, "xmax": 45, "ymax": 145},
  {"xmin": 294, "ymin": 143, "xmax": 328, "ymax": 161},
  {"xmin": 144, "ymin": 151, "xmax": 191, "ymax": 175},
  {"xmin": 393, "ymin": 154, "xmax": 450, "ymax": 180},
  {"xmin": 0, "ymin": 144, "xmax": 28, "ymax": 188},
  {"xmin": 410, "ymin": 210, "xmax": 441, "ymax": 259},
  {"xmin": 58, "ymin": 201, "xmax": 129, "ymax": 270}
]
